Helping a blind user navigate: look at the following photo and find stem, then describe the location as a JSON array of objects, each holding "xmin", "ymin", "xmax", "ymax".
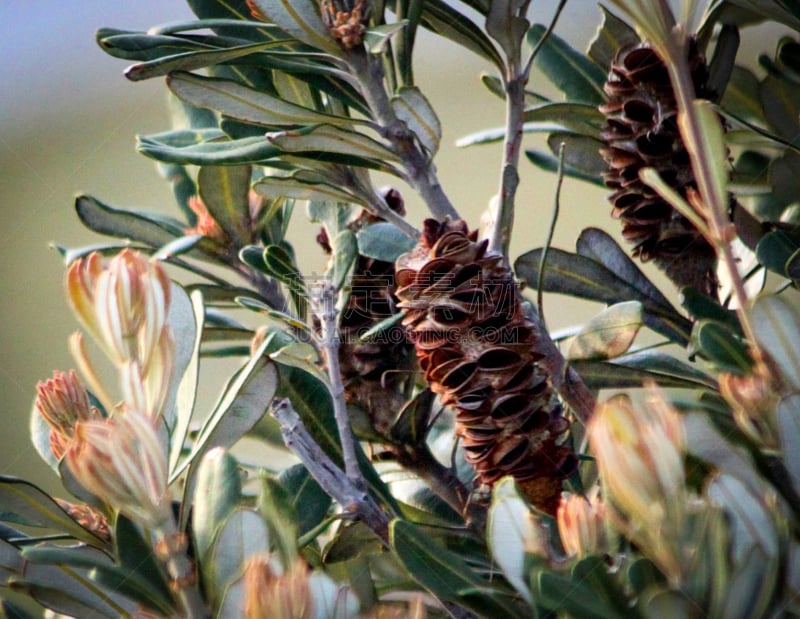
[
  {"xmin": 663, "ymin": 31, "xmax": 764, "ymax": 364},
  {"xmin": 271, "ymin": 398, "xmax": 391, "ymax": 542},
  {"xmin": 153, "ymin": 519, "xmax": 207, "ymax": 619},
  {"xmin": 391, "ymin": 443, "xmax": 486, "ymax": 531},
  {"xmin": 315, "ymin": 282, "xmax": 363, "ymax": 487},
  {"xmin": 346, "ymin": 49, "xmax": 459, "ymax": 221}
]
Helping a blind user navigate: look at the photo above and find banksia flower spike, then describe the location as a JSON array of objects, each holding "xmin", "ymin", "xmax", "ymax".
[
  {"xmin": 600, "ymin": 40, "xmax": 719, "ymax": 295},
  {"xmin": 395, "ymin": 219, "xmax": 575, "ymax": 513},
  {"xmin": 34, "ymin": 369, "xmax": 102, "ymax": 459}
]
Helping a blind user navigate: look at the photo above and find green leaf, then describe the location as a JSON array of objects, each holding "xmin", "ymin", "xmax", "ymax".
[
  {"xmin": 193, "ymin": 448, "xmax": 243, "ymax": 562},
  {"xmin": 249, "ymin": 0, "xmax": 343, "ymax": 55},
  {"xmin": 125, "ymin": 40, "xmax": 282, "ymax": 81},
  {"xmin": 364, "ymin": 21, "xmax": 407, "ymax": 54},
  {"xmin": 681, "ymin": 287, "xmax": 742, "ymax": 334},
  {"xmin": 759, "ymin": 74, "xmax": 800, "ymax": 147},
  {"xmin": 756, "ymin": 228, "xmax": 800, "ymax": 280},
  {"xmin": 175, "ymin": 340, "xmax": 278, "ymax": 522},
  {"xmin": 0, "ymin": 599, "xmax": 38, "ymax": 619},
  {"xmin": 277, "ymin": 464, "xmax": 332, "ymax": 537},
  {"xmin": 113, "ymin": 514, "xmax": 174, "ymax": 610},
  {"xmin": 208, "ymin": 507, "xmax": 270, "ymax": 599},
  {"xmin": 391, "ymin": 87, "xmax": 441, "ymax": 155},
  {"xmin": 751, "ymin": 293, "xmax": 800, "ymax": 390},
  {"xmin": 263, "ymin": 244, "xmax": 308, "ymax": 317},
  {"xmin": 722, "ymin": 66, "xmax": 766, "ymax": 124},
  {"xmin": 390, "ymin": 389, "xmax": 434, "ymax": 446},
  {"xmin": 528, "ymin": 23, "xmax": 607, "ymax": 104},
  {"xmin": 515, "ymin": 247, "xmax": 692, "ymax": 345},
  {"xmin": 547, "ymin": 132, "xmax": 608, "ymax": 176},
  {"xmin": 487, "ymin": 478, "xmax": 534, "ymax": 604},
  {"xmin": 570, "ymin": 355, "xmax": 716, "ymax": 391},
  {"xmin": 75, "ymin": 195, "xmax": 187, "ymax": 250},
  {"xmin": 567, "ymin": 301, "xmax": 642, "ymax": 361},
  {"xmin": 587, "ymin": 6, "xmax": 639, "ymax": 71},
  {"xmin": 169, "ymin": 290, "xmax": 204, "ymax": 475},
  {"xmin": 254, "ymin": 174, "xmax": 365, "ymax": 205},
  {"xmin": 414, "ymin": 0, "xmax": 504, "ymax": 70},
  {"xmin": 390, "ymin": 520, "xmax": 523, "ymax": 617},
  {"xmin": 357, "ymin": 222, "xmax": 416, "ymax": 262},
  {"xmin": 486, "ymin": 0, "xmax": 529, "ymax": 62},
  {"xmin": 778, "ymin": 394, "xmax": 800, "ymax": 493},
  {"xmin": 576, "ymin": 227, "xmax": 672, "ymax": 309},
  {"xmin": 692, "ymin": 319, "xmax": 753, "ymax": 374},
  {"xmin": 257, "ymin": 475, "xmax": 299, "ymax": 565},
  {"xmin": 168, "ymin": 72, "xmax": 362, "ymax": 128},
  {"xmin": 0, "ymin": 477, "xmax": 106, "ymax": 547},
  {"xmin": 265, "ymin": 124, "xmax": 400, "ymax": 162},
  {"xmin": 198, "ymin": 165, "xmax": 254, "ymax": 245},
  {"xmin": 525, "ymin": 149, "xmax": 605, "ymax": 186},
  {"xmin": 322, "ymin": 521, "xmax": 383, "ymax": 563}
]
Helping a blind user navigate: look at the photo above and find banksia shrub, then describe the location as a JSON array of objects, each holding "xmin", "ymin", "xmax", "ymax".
[
  {"xmin": 395, "ymin": 220, "xmax": 575, "ymax": 513},
  {"xmin": 599, "ymin": 40, "xmax": 719, "ymax": 295}
]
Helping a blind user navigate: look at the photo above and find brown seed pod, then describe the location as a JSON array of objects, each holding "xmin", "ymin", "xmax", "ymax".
[
  {"xmin": 395, "ymin": 219, "xmax": 575, "ymax": 514},
  {"xmin": 317, "ymin": 191, "xmax": 413, "ymax": 437},
  {"xmin": 599, "ymin": 40, "xmax": 719, "ymax": 295}
]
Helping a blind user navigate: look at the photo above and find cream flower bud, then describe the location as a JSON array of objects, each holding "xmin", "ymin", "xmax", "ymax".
[
  {"xmin": 65, "ymin": 408, "xmax": 168, "ymax": 526},
  {"xmin": 35, "ymin": 370, "xmax": 102, "ymax": 459},
  {"xmin": 243, "ymin": 555, "xmax": 313, "ymax": 619},
  {"xmin": 67, "ymin": 249, "xmax": 171, "ymax": 369},
  {"xmin": 557, "ymin": 491, "xmax": 607, "ymax": 558},
  {"xmin": 119, "ymin": 328, "xmax": 174, "ymax": 421},
  {"xmin": 588, "ymin": 389, "xmax": 687, "ymax": 583}
]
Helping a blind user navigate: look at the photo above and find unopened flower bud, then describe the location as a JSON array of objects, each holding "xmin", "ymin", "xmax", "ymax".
[
  {"xmin": 719, "ymin": 361, "xmax": 781, "ymax": 449},
  {"xmin": 589, "ymin": 388, "xmax": 687, "ymax": 583},
  {"xmin": 65, "ymin": 408, "xmax": 168, "ymax": 526},
  {"xmin": 557, "ymin": 491, "xmax": 608, "ymax": 558},
  {"xmin": 35, "ymin": 370, "xmax": 102, "ymax": 459},
  {"xmin": 67, "ymin": 249, "xmax": 171, "ymax": 370},
  {"xmin": 243, "ymin": 555, "xmax": 312, "ymax": 619}
]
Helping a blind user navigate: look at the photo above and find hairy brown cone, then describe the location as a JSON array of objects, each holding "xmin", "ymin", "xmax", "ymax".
[
  {"xmin": 317, "ymin": 192, "xmax": 413, "ymax": 437},
  {"xmin": 599, "ymin": 40, "xmax": 719, "ymax": 296},
  {"xmin": 394, "ymin": 219, "xmax": 575, "ymax": 513}
]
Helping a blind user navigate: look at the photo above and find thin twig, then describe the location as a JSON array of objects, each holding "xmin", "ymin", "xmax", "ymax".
[
  {"xmin": 271, "ymin": 398, "xmax": 391, "ymax": 542},
  {"xmin": 314, "ymin": 282, "xmax": 364, "ymax": 488},
  {"xmin": 346, "ymin": 49, "xmax": 459, "ymax": 221},
  {"xmin": 537, "ymin": 142, "xmax": 566, "ymax": 328}
]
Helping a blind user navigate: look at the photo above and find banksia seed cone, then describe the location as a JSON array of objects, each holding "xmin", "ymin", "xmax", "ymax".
[
  {"xmin": 395, "ymin": 219, "xmax": 575, "ymax": 513},
  {"xmin": 600, "ymin": 40, "xmax": 719, "ymax": 295},
  {"xmin": 317, "ymin": 192, "xmax": 413, "ymax": 437}
]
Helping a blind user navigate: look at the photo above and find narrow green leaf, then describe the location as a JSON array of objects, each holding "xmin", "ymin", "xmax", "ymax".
[
  {"xmin": 722, "ymin": 65, "xmax": 766, "ymax": 123},
  {"xmin": 75, "ymin": 195, "xmax": 186, "ymax": 250},
  {"xmin": 390, "ymin": 520, "xmax": 523, "ymax": 617},
  {"xmin": 391, "ymin": 87, "xmax": 441, "ymax": 155},
  {"xmin": 515, "ymin": 247, "xmax": 692, "ymax": 345},
  {"xmin": 759, "ymin": 74, "xmax": 800, "ymax": 147},
  {"xmin": 169, "ymin": 290, "xmax": 204, "ymax": 475},
  {"xmin": 257, "ymin": 475, "xmax": 299, "ymax": 565},
  {"xmin": 266, "ymin": 124, "xmax": 400, "ymax": 163},
  {"xmin": 254, "ymin": 174, "xmax": 364, "ymax": 205},
  {"xmin": 389, "ymin": 389, "xmax": 434, "ymax": 446},
  {"xmin": 680, "ymin": 287, "xmax": 742, "ymax": 334},
  {"xmin": 0, "ymin": 477, "xmax": 105, "ymax": 547},
  {"xmin": 486, "ymin": 0, "xmax": 529, "ymax": 62},
  {"xmin": 528, "ymin": 23, "xmax": 607, "ymax": 104},
  {"xmin": 415, "ymin": 0, "xmax": 504, "ymax": 69},
  {"xmin": 778, "ymin": 393, "xmax": 800, "ymax": 493},
  {"xmin": 692, "ymin": 319, "xmax": 753, "ymax": 374},
  {"xmin": 751, "ymin": 293, "xmax": 800, "ymax": 390},
  {"xmin": 357, "ymin": 222, "xmax": 416, "ymax": 262},
  {"xmin": 525, "ymin": 149, "xmax": 605, "ymax": 186},
  {"xmin": 113, "ymin": 514, "xmax": 174, "ymax": 610},
  {"xmin": 525, "ymin": 102, "xmax": 605, "ymax": 138},
  {"xmin": 125, "ymin": 40, "xmax": 280, "ymax": 81},
  {"xmin": 208, "ymin": 507, "xmax": 270, "ymax": 599},
  {"xmin": 277, "ymin": 464, "xmax": 332, "ymax": 537},
  {"xmin": 249, "ymin": 0, "xmax": 343, "ymax": 55},
  {"xmin": 547, "ymin": 132, "xmax": 608, "ymax": 176},
  {"xmin": 168, "ymin": 72, "xmax": 362, "ymax": 128},
  {"xmin": 263, "ymin": 244, "xmax": 308, "ymax": 317},
  {"xmin": 756, "ymin": 228, "xmax": 800, "ymax": 279},
  {"xmin": 576, "ymin": 227, "xmax": 673, "ymax": 310},
  {"xmin": 198, "ymin": 165, "xmax": 254, "ymax": 245},
  {"xmin": 364, "ymin": 21, "xmax": 407, "ymax": 54},
  {"xmin": 587, "ymin": 5, "xmax": 639, "ymax": 70},
  {"xmin": 331, "ymin": 229, "xmax": 357, "ymax": 291},
  {"xmin": 193, "ymin": 448, "xmax": 243, "ymax": 561}
]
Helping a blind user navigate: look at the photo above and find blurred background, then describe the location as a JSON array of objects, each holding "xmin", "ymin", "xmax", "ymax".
[{"xmin": 0, "ymin": 2, "xmax": 660, "ymax": 494}]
